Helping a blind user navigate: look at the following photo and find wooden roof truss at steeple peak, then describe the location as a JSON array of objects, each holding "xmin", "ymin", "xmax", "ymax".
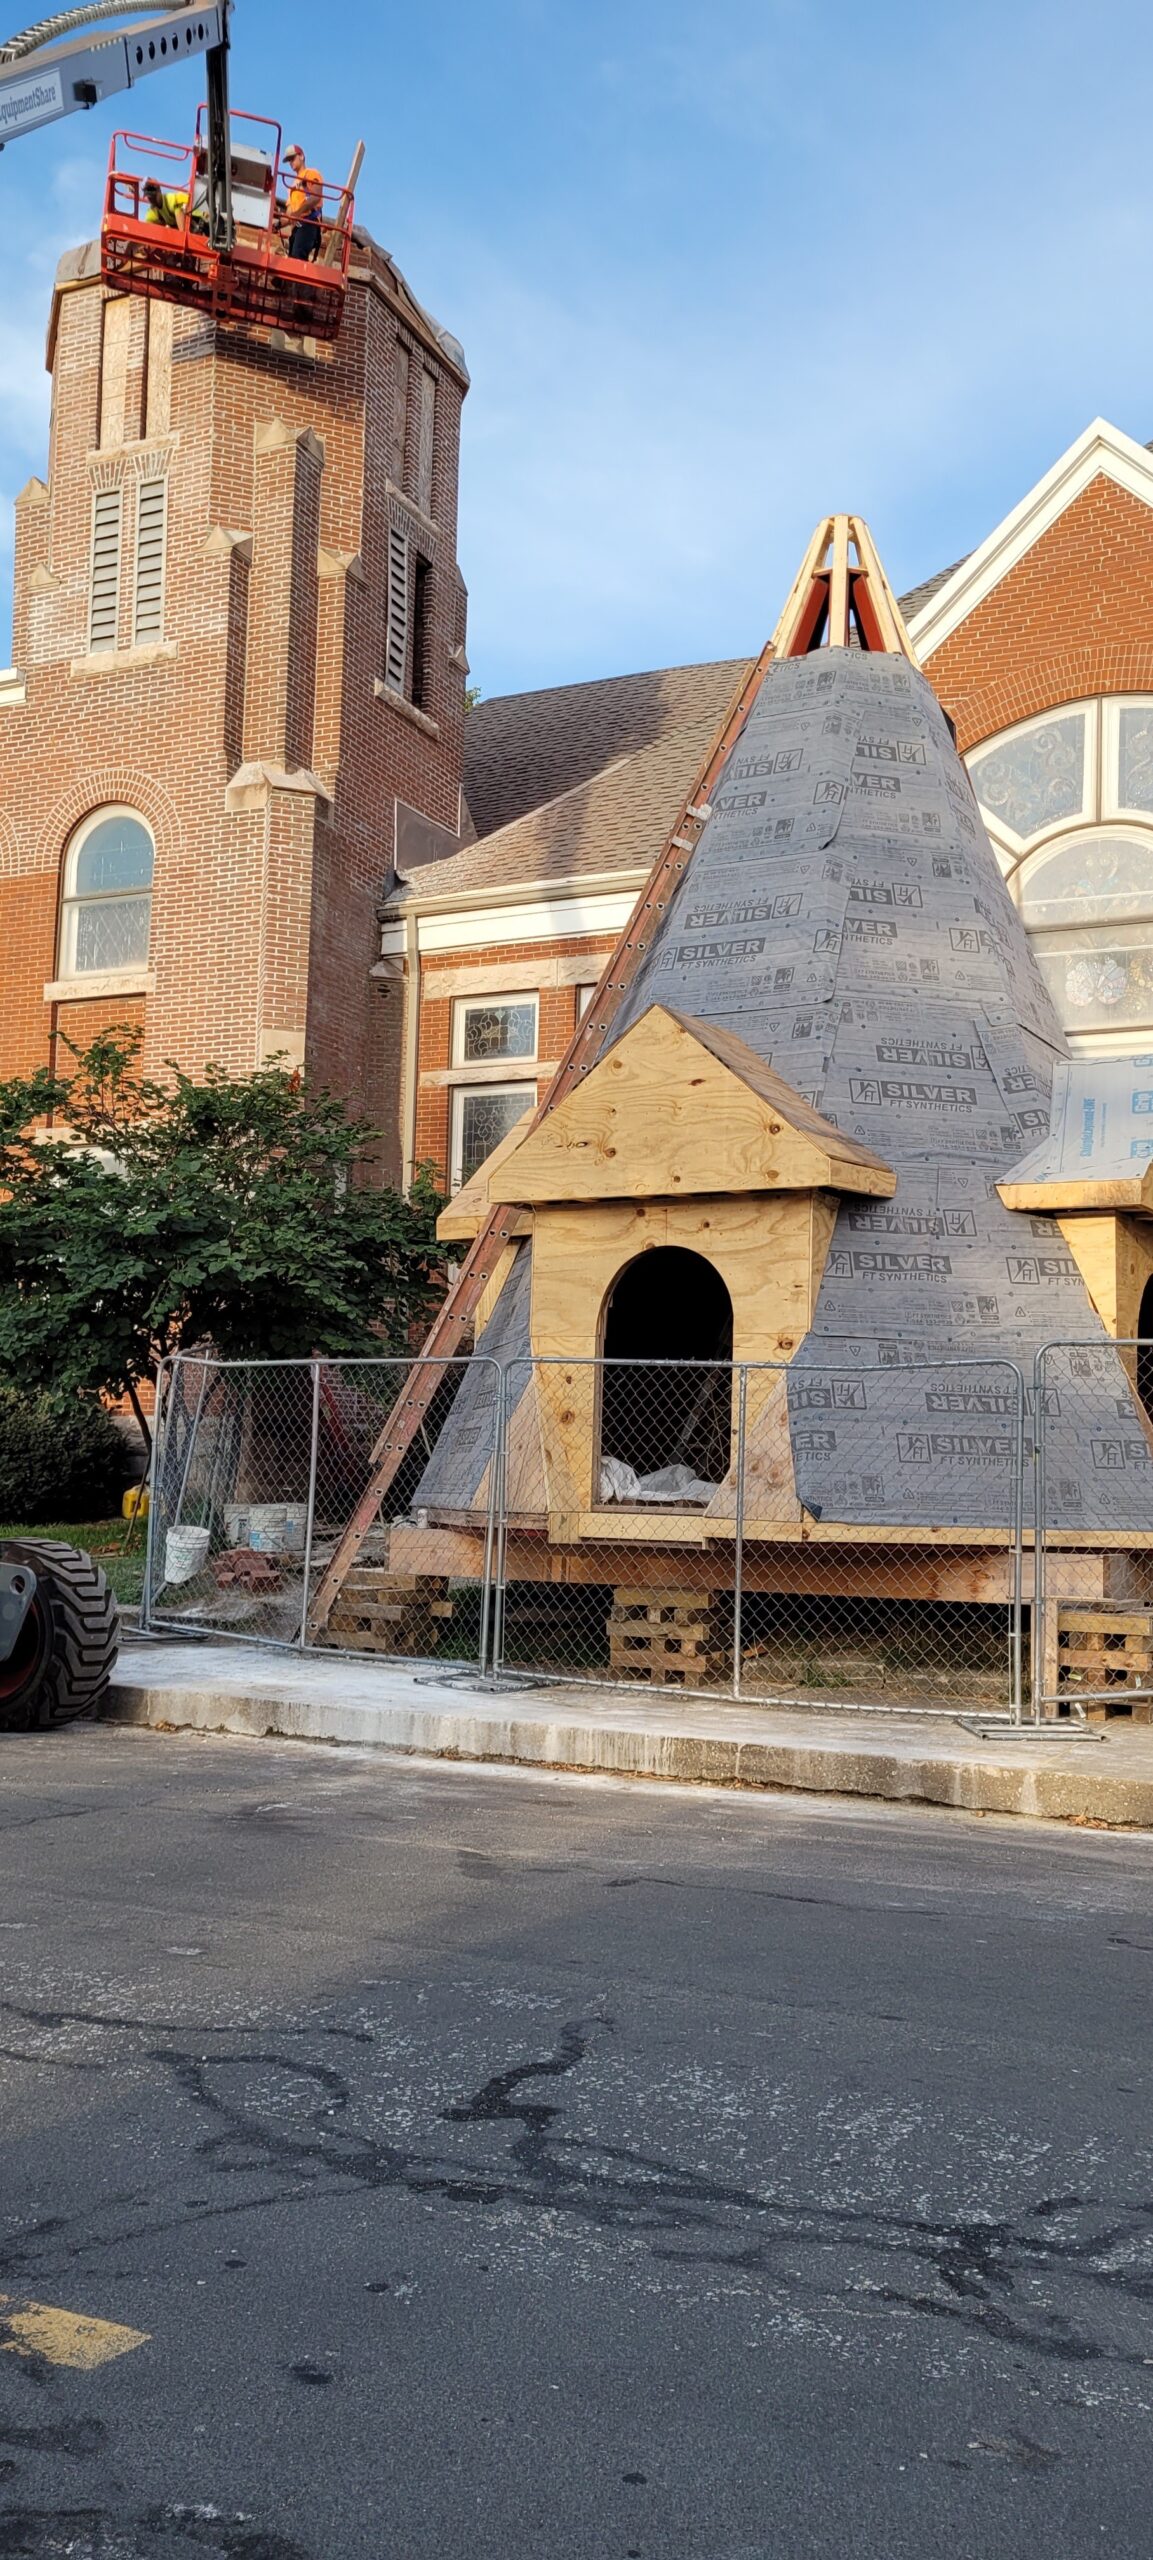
[{"xmin": 772, "ymin": 514, "xmax": 921, "ymax": 663}]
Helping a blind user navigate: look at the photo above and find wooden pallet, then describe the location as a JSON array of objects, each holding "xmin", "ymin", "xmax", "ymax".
[
  {"xmin": 607, "ymin": 1588, "xmax": 730, "ymax": 1688},
  {"xmin": 323, "ymin": 1570, "xmax": 453, "ymax": 1657},
  {"xmin": 1057, "ymin": 1607, "xmax": 1153, "ymax": 1719}
]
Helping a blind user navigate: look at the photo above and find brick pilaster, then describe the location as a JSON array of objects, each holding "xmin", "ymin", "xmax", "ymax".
[{"xmin": 242, "ymin": 419, "xmax": 324, "ymax": 773}]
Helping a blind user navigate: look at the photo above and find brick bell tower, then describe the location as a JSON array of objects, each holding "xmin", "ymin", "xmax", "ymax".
[{"xmin": 0, "ymin": 231, "xmax": 469, "ymax": 1177}]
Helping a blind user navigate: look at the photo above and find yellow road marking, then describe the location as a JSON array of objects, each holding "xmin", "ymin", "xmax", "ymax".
[{"xmin": 0, "ymin": 2294, "xmax": 149, "ymax": 2369}]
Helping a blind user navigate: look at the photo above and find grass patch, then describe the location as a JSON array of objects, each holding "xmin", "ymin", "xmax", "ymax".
[{"xmin": 0, "ymin": 1519, "xmax": 146, "ymax": 1609}]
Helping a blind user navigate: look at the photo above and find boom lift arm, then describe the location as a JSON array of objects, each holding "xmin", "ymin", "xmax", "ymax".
[{"xmin": 1, "ymin": 0, "xmax": 232, "ymax": 250}]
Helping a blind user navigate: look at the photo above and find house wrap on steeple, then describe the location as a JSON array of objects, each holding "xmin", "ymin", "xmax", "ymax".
[{"xmin": 408, "ymin": 521, "xmax": 1153, "ymax": 1543}]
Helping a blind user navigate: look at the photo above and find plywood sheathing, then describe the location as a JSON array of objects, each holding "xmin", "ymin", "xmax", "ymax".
[
  {"xmin": 526, "ymin": 1191, "xmax": 838, "ymax": 1513},
  {"xmin": 388, "ymin": 1521, "xmax": 1152, "ymax": 1599},
  {"xmin": 1055, "ymin": 1215, "xmax": 1153, "ymax": 1343},
  {"xmin": 492, "ymin": 1004, "xmax": 895, "ymax": 1206},
  {"xmin": 436, "ymin": 1106, "xmax": 535, "ymax": 1243}
]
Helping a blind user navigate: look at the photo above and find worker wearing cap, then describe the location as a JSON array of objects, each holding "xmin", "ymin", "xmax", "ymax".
[
  {"xmin": 143, "ymin": 176, "xmax": 186, "ymax": 228},
  {"xmin": 283, "ymin": 143, "xmax": 323, "ymax": 260}
]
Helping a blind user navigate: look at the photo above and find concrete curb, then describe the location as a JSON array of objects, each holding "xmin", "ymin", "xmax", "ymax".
[{"xmin": 105, "ymin": 1644, "xmax": 1153, "ymax": 1827}]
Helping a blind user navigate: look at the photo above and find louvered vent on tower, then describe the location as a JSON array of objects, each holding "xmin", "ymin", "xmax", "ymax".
[
  {"xmin": 133, "ymin": 479, "xmax": 167, "ymax": 644},
  {"xmin": 88, "ymin": 487, "xmax": 123, "ymax": 653},
  {"xmin": 385, "ymin": 526, "xmax": 409, "ymax": 692}
]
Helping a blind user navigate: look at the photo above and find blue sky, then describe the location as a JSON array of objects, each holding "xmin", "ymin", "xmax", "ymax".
[{"xmin": 2, "ymin": 0, "xmax": 1152, "ymax": 697}]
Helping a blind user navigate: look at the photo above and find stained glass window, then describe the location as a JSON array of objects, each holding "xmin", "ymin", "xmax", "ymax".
[
  {"xmin": 968, "ymin": 711, "xmax": 1087, "ymax": 839},
  {"xmin": 1030, "ymin": 924, "xmax": 1153, "ymax": 1034},
  {"xmin": 1019, "ymin": 834, "xmax": 1153, "ymax": 928},
  {"xmin": 1020, "ymin": 834, "xmax": 1153, "ymax": 1034},
  {"xmin": 452, "ymin": 1086, "xmax": 534, "ymax": 1190},
  {"xmin": 1118, "ymin": 707, "xmax": 1153, "ymax": 814},
  {"xmin": 61, "ymin": 809, "xmax": 153, "ymax": 978},
  {"xmin": 965, "ymin": 701, "xmax": 1153, "ymax": 1048},
  {"xmin": 455, "ymin": 997, "xmax": 537, "ymax": 1064}
]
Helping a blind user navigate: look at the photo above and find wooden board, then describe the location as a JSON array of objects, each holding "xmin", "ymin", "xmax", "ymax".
[
  {"xmin": 530, "ymin": 1192, "xmax": 839, "ymax": 1375},
  {"xmin": 999, "ymin": 1170, "xmax": 1153, "ymax": 1213},
  {"xmin": 476, "ymin": 1243, "xmax": 521, "ymax": 1338},
  {"xmin": 1055, "ymin": 1213, "xmax": 1153, "ymax": 1346},
  {"xmin": 322, "ymin": 1567, "xmax": 453, "ymax": 1657},
  {"xmin": 490, "ymin": 1004, "xmax": 894, "ymax": 1206},
  {"xmin": 607, "ymin": 1588, "xmax": 731, "ymax": 1686}
]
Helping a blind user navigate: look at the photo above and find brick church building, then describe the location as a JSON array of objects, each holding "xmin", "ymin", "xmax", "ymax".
[
  {"xmin": 0, "ymin": 224, "xmax": 469, "ymax": 1132},
  {"xmin": 4, "ymin": 219, "xmax": 1153, "ymax": 1209}
]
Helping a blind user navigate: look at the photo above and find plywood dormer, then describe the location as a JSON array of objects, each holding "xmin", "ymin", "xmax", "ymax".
[{"xmin": 489, "ymin": 1003, "xmax": 896, "ymax": 1208}]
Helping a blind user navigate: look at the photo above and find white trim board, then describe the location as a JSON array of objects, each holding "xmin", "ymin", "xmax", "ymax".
[
  {"xmin": 909, "ymin": 418, "xmax": 1153, "ymax": 662},
  {"xmin": 379, "ymin": 886, "xmax": 639, "ymax": 960}
]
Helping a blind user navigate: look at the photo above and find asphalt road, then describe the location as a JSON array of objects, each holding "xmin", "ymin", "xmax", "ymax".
[{"xmin": 0, "ymin": 1733, "xmax": 1152, "ymax": 2559}]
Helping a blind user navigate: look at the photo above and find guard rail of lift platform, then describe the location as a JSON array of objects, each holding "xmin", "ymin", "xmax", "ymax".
[{"xmin": 101, "ymin": 107, "xmax": 357, "ymax": 340}]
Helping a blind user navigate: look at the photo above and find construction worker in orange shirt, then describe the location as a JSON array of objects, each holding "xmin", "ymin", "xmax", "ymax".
[{"xmin": 282, "ymin": 142, "xmax": 323, "ymax": 260}]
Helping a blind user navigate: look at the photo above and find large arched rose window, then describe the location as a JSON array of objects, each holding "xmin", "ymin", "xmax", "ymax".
[{"xmin": 967, "ymin": 700, "xmax": 1153, "ymax": 1049}]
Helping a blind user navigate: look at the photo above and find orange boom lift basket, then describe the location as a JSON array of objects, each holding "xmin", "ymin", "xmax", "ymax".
[{"xmin": 101, "ymin": 108, "xmax": 356, "ymax": 341}]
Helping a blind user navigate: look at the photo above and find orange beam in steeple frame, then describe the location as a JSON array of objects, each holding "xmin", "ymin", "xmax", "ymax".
[{"xmin": 771, "ymin": 514, "xmax": 921, "ymax": 664}]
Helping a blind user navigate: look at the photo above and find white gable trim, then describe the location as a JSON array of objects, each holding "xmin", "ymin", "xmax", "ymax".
[
  {"xmin": 380, "ymin": 882, "xmax": 642, "ymax": 961},
  {"xmin": 909, "ymin": 418, "xmax": 1153, "ymax": 661}
]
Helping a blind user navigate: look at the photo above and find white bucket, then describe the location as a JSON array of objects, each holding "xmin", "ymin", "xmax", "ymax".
[
  {"xmin": 281, "ymin": 1506, "xmax": 307, "ymax": 1555},
  {"xmin": 165, "ymin": 1525, "xmax": 211, "ymax": 1585},
  {"xmin": 223, "ymin": 1504, "xmax": 250, "ymax": 1547},
  {"xmin": 246, "ymin": 1504, "xmax": 286, "ymax": 1552},
  {"xmin": 247, "ymin": 1503, "xmax": 308, "ymax": 1555}
]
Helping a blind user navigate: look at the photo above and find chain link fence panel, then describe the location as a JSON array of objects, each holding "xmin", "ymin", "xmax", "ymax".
[
  {"xmin": 491, "ymin": 1354, "xmax": 1026, "ymax": 1717},
  {"xmin": 143, "ymin": 1353, "xmax": 501, "ymax": 1674},
  {"xmin": 1033, "ymin": 1341, "xmax": 1153, "ymax": 1721},
  {"xmin": 304, "ymin": 1355, "xmax": 500, "ymax": 1674}
]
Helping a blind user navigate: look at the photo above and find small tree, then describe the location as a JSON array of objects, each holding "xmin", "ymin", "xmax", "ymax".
[{"xmin": 0, "ymin": 1031, "xmax": 444, "ymax": 1450}]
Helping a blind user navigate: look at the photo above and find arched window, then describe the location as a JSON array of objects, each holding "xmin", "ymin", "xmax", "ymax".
[
  {"xmin": 59, "ymin": 808, "xmax": 154, "ymax": 977},
  {"xmin": 967, "ymin": 700, "xmax": 1153, "ymax": 1050}
]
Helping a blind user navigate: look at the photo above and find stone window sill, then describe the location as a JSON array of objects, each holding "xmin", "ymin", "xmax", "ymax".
[
  {"xmin": 70, "ymin": 641, "xmax": 177, "ymax": 678},
  {"xmin": 45, "ymin": 969, "xmax": 155, "ymax": 1003},
  {"xmin": 421, "ymin": 1059, "xmax": 558, "ymax": 1090},
  {"xmin": 0, "ymin": 668, "xmax": 26, "ymax": 710},
  {"xmin": 374, "ymin": 679, "xmax": 439, "ymax": 738}
]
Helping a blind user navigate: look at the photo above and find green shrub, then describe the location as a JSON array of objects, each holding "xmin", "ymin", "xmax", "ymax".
[{"xmin": 0, "ymin": 1389, "xmax": 128, "ymax": 1525}]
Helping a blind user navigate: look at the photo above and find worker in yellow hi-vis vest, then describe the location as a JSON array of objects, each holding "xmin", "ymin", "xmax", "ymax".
[{"xmin": 142, "ymin": 176, "xmax": 186, "ymax": 227}]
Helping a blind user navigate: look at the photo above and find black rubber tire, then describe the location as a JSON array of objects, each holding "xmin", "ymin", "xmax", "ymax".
[{"xmin": 0, "ymin": 1539, "xmax": 119, "ymax": 1731}]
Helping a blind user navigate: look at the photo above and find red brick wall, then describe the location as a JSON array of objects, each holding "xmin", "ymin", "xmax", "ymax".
[
  {"xmin": 412, "ymin": 933, "xmax": 617, "ymax": 1185},
  {"xmin": 925, "ymin": 474, "xmax": 1153, "ymax": 751},
  {"xmin": 0, "ymin": 238, "xmax": 468, "ymax": 1167}
]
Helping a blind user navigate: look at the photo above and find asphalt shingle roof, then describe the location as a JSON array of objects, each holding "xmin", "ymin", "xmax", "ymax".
[
  {"xmin": 461, "ymin": 659, "xmax": 751, "ymax": 843},
  {"xmin": 897, "ymin": 555, "xmax": 971, "ymax": 624},
  {"xmin": 402, "ymin": 557, "xmax": 976, "ymax": 910},
  {"xmin": 399, "ymin": 658, "xmax": 752, "ymax": 904}
]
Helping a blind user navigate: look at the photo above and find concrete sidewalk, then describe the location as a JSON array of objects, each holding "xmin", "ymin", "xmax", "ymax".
[{"xmin": 106, "ymin": 1637, "xmax": 1153, "ymax": 1827}]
